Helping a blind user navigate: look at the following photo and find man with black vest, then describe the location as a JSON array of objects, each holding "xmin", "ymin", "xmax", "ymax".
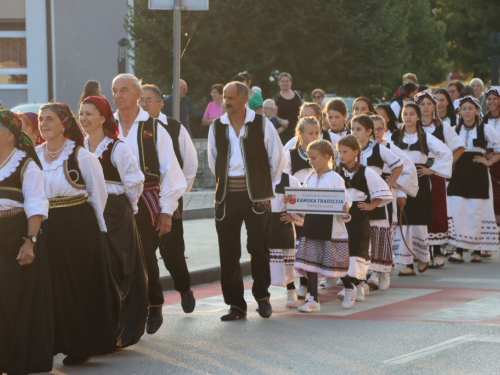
[
  {"xmin": 208, "ymin": 82, "xmax": 286, "ymax": 321},
  {"xmin": 140, "ymin": 84, "xmax": 198, "ymax": 314},
  {"xmin": 112, "ymin": 74, "xmax": 187, "ymax": 334}
]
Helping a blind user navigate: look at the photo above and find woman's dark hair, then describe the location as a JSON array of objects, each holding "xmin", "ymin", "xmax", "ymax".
[
  {"xmin": 239, "ymin": 72, "xmax": 251, "ymax": 81},
  {"xmin": 448, "ymin": 80, "xmax": 464, "ymax": 94},
  {"xmin": 418, "ymin": 85, "xmax": 429, "ymax": 93},
  {"xmin": 324, "ymin": 98, "xmax": 347, "ymax": 117},
  {"xmin": 353, "ymin": 97, "xmax": 377, "ymax": 114},
  {"xmin": 375, "ymin": 104, "xmax": 398, "ymax": 132},
  {"xmin": 435, "ymin": 88, "xmax": 457, "ymax": 125},
  {"xmin": 231, "ymin": 75, "xmax": 246, "ymax": 83},
  {"xmin": 351, "ymin": 114, "xmax": 375, "ymax": 139},
  {"xmin": 210, "ymin": 83, "xmax": 224, "ymax": 95},
  {"xmin": 398, "ymin": 103, "xmax": 425, "ymax": 154},
  {"xmin": 460, "ymin": 86, "xmax": 474, "ymax": 98},
  {"xmin": 402, "ymin": 82, "xmax": 418, "ymax": 99},
  {"xmin": 79, "ymin": 80, "xmax": 100, "ymax": 104}
]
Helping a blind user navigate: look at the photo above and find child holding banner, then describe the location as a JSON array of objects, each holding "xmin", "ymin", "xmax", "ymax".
[{"xmin": 291, "ymin": 140, "xmax": 351, "ymax": 312}]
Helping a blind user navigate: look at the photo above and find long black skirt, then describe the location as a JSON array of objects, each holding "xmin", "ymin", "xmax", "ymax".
[
  {"xmin": 0, "ymin": 212, "xmax": 53, "ymax": 374},
  {"xmin": 345, "ymin": 203, "xmax": 371, "ymax": 260},
  {"xmin": 398, "ymin": 165, "xmax": 432, "ymax": 225},
  {"xmin": 42, "ymin": 202, "xmax": 117, "ymax": 358},
  {"xmin": 104, "ymin": 194, "xmax": 148, "ymax": 349}
]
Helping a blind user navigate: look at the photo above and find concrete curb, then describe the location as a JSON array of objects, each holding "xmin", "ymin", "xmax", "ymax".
[
  {"xmin": 160, "ymin": 261, "xmax": 251, "ymax": 291},
  {"xmin": 183, "ymin": 207, "xmax": 214, "ymax": 220}
]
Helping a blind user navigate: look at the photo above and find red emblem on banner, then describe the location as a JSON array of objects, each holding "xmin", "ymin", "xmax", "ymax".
[{"xmin": 288, "ymin": 195, "xmax": 296, "ymax": 205}]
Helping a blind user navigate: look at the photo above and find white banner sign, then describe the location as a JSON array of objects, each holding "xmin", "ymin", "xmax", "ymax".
[{"xmin": 284, "ymin": 187, "xmax": 345, "ymax": 215}]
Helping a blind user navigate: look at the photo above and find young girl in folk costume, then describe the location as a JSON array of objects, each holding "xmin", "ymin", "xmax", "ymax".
[
  {"xmin": 81, "ymin": 96, "xmax": 148, "ymax": 349},
  {"xmin": 325, "ymin": 99, "xmax": 351, "ymax": 138},
  {"xmin": 0, "ymin": 110, "xmax": 53, "ymax": 375},
  {"xmin": 350, "ymin": 115, "xmax": 403, "ymax": 292},
  {"xmin": 447, "ymin": 96, "xmax": 500, "ymax": 263},
  {"xmin": 415, "ymin": 91, "xmax": 465, "ymax": 268},
  {"xmin": 376, "ymin": 104, "xmax": 400, "ymax": 138},
  {"xmin": 483, "ymin": 87, "xmax": 500, "ymax": 234},
  {"xmin": 336, "ymin": 135, "xmax": 392, "ymax": 304},
  {"xmin": 390, "ymin": 103, "xmax": 453, "ymax": 276},
  {"xmin": 434, "ymin": 89, "xmax": 458, "ymax": 126},
  {"xmin": 285, "ymin": 116, "xmax": 330, "ymax": 296},
  {"xmin": 283, "ymin": 102, "xmax": 338, "ymax": 152},
  {"xmin": 269, "ymin": 172, "xmax": 303, "ymax": 308},
  {"xmin": 292, "ymin": 140, "xmax": 351, "ymax": 312},
  {"xmin": 352, "ymin": 97, "xmax": 377, "ymax": 117}
]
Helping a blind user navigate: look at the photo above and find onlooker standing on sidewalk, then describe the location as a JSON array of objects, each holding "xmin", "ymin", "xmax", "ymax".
[
  {"xmin": 311, "ymin": 89, "xmax": 326, "ymax": 109},
  {"xmin": 239, "ymin": 72, "xmax": 263, "ymax": 114},
  {"xmin": 272, "ymin": 72, "xmax": 304, "ymax": 145},
  {"xmin": 140, "ymin": 83, "xmax": 198, "ymax": 314},
  {"xmin": 79, "ymin": 80, "xmax": 102, "ymax": 106},
  {"xmin": 208, "ymin": 82, "xmax": 285, "ymax": 321},
  {"xmin": 161, "ymin": 79, "xmax": 193, "ymax": 137},
  {"xmin": 262, "ymin": 99, "xmax": 283, "ymax": 132},
  {"xmin": 202, "ymin": 84, "xmax": 224, "ymax": 126},
  {"xmin": 470, "ymin": 78, "xmax": 487, "ymax": 115},
  {"xmin": 447, "ymin": 80, "xmax": 464, "ymax": 101}
]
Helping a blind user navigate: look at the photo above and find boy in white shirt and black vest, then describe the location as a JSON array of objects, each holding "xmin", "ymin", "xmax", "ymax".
[{"xmin": 208, "ymin": 82, "xmax": 286, "ymax": 321}]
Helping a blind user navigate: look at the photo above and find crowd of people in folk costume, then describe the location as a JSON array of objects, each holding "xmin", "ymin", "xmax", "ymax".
[{"xmin": 1, "ymin": 70, "xmax": 500, "ymax": 374}]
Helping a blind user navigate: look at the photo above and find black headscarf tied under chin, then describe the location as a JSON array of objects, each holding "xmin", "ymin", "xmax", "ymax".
[{"xmin": 0, "ymin": 109, "xmax": 42, "ymax": 168}]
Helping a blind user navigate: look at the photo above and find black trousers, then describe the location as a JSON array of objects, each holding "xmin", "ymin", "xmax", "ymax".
[
  {"xmin": 159, "ymin": 199, "xmax": 191, "ymax": 293},
  {"xmin": 135, "ymin": 199, "xmax": 164, "ymax": 307},
  {"xmin": 215, "ymin": 191, "xmax": 271, "ymax": 311}
]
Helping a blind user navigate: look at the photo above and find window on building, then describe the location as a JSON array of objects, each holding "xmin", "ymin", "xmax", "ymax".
[{"xmin": 0, "ymin": 21, "xmax": 27, "ymax": 88}]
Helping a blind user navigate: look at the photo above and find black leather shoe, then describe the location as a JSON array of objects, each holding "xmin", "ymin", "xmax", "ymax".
[
  {"xmin": 221, "ymin": 307, "xmax": 247, "ymax": 321},
  {"xmin": 63, "ymin": 355, "xmax": 90, "ymax": 366},
  {"xmin": 146, "ymin": 306, "xmax": 164, "ymax": 334},
  {"xmin": 180, "ymin": 289, "xmax": 196, "ymax": 313},
  {"xmin": 257, "ymin": 299, "xmax": 272, "ymax": 318}
]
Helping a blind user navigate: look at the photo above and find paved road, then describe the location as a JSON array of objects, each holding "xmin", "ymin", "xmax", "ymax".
[{"xmin": 46, "ymin": 251, "xmax": 500, "ymax": 375}]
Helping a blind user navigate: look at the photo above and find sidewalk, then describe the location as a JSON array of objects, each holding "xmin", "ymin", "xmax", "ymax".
[{"xmin": 158, "ymin": 190, "xmax": 251, "ymax": 291}]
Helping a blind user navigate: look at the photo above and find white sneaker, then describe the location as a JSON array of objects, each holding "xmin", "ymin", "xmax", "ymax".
[
  {"xmin": 355, "ymin": 285, "xmax": 365, "ymax": 302},
  {"xmin": 361, "ymin": 282, "xmax": 370, "ymax": 296},
  {"xmin": 297, "ymin": 285, "xmax": 308, "ymax": 299},
  {"xmin": 337, "ymin": 288, "xmax": 345, "ymax": 301},
  {"xmin": 298, "ymin": 295, "xmax": 320, "ymax": 313},
  {"xmin": 379, "ymin": 273, "xmax": 391, "ymax": 291},
  {"xmin": 342, "ymin": 288, "xmax": 356, "ymax": 309},
  {"xmin": 324, "ymin": 277, "xmax": 337, "ymax": 290},
  {"xmin": 367, "ymin": 273, "xmax": 379, "ymax": 291},
  {"xmin": 337, "ymin": 278, "xmax": 343, "ymax": 285},
  {"xmin": 448, "ymin": 253, "xmax": 465, "ymax": 263},
  {"xmin": 285, "ymin": 289, "xmax": 299, "ymax": 308},
  {"xmin": 319, "ymin": 278, "xmax": 326, "ymax": 287}
]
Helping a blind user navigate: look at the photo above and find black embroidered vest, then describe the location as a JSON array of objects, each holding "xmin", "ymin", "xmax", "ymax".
[
  {"xmin": 340, "ymin": 164, "xmax": 370, "ymax": 196},
  {"xmin": 431, "ymin": 125, "xmax": 445, "ymax": 143},
  {"xmin": 137, "ymin": 116, "xmax": 161, "ymax": 183},
  {"xmin": 321, "ymin": 129, "xmax": 333, "ymax": 144},
  {"xmin": 158, "ymin": 117, "xmax": 184, "ymax": 169},
  {"xmin": 456, "ymin": 123, "xmax": 486, "ymax": 149},
  {"xmin": 214, "ymin": 114, "xmax": 274, "ymax": 203},
  {"xmin": 275, "ymin": 172, "xmax": 290, "ymax": 194},
  {"xmin": 366, "ymin": 143, "xmax": 384, "ymax": 169},
  {"xmin": 290, "ymin": 148, "xmax": 312, "ymax": 175},
  {"xmin": 0, "ymin": 154, "xmax": 32, "ymax": 203},
  {"xmin": 65, "ymin": 146, "xmax": 86, "ymax": 189},
  {"xmin": 99, "ymin": 139, "xmax": 122, "ymax": 184},
  {"xmin": 391, "ymin": 129, "xmax": 429, "ymax": 156}
]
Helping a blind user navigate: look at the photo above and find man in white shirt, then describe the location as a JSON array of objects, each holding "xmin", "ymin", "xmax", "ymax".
[
  {"xmin": 112, "ymin": 74, "xmax": 187, "ymax": 334},
  {"xmin": 208, "ymin": 82, "xmax": 286, "ymax": 321},
  {"xmin": 140, "ymin": 84, "xmax": 198, "ymax": 314}
]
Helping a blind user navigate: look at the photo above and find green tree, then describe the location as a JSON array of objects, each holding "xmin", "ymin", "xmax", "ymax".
[
  {"xmin": 435, "ymin": 0, "xmax": 500, "ymax": 81},
  {"xmin": 126, "ymin": 0, "xmax": 447, "ymax": 106}
]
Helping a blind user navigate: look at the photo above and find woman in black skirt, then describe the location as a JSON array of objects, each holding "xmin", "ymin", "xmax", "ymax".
[
  {"xmin": 36, "ymin": 103, "xmax": 117, "ymax": 366},
  {"xmin": 80, "ymin": 96, "xmax": 148, "ymax": 348},
  {"xmin": 0, "ymin": 110, "xmax": 53, "ymax": 375}
]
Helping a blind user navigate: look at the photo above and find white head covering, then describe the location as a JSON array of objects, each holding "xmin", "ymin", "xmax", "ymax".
[{"xmin": 457, "ymin": 95, "xmax": 483, "ymax": 121}]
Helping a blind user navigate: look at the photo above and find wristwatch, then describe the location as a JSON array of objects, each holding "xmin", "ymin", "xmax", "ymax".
[{"xmin": 24, "ymin": 235, "xmax": 37, "ymax": 244}]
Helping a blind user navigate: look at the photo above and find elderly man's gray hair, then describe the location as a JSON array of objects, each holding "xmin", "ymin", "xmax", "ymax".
[
  {"xmin": 225, "ymin": 82, "xmax": 249, "ymax": 98},
  {"xmin": 112, "ymin": 74, "xmax": 142, "ymax": 90}
]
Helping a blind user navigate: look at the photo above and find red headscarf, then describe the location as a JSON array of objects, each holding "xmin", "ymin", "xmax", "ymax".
[
  {"xmin": 81, "ymin": 96, "xmax": 119, "ymax": 140},
  {"xmin": 40, "ymin": 102, "xmax": 84, "ymax": 147},
  {"xmin": 20, "ymin": 111, "xmax": 45, "ymax": 145}
]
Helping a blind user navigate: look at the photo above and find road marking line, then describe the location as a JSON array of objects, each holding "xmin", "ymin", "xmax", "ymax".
[
  {"xmin": 384, "ymin": 334, "xmax": 480, "ymax": 364},
  {"xmin": 435, "ymin": 278, "xmax": 500, "ymax": 284}
]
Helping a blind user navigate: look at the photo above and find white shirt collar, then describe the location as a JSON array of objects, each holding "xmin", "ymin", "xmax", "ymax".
[
  {"xmin": 219, "ymin": 108, "xmax": 256, "ymax": 125},
  {"xmin": 114, "ymin": 106, "xmax": 150, "ymax": 123},
  {"xmin": 158, "ymin": 112, "xmax": 168, "ymax": 124}
]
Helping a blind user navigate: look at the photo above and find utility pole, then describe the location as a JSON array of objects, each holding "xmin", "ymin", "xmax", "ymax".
[{"xmin": 490, "ymin": 32, "xmax": 500, "ymax": 86}]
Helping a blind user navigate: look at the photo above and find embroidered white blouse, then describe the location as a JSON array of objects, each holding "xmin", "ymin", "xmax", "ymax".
[
  {"xmin": 454, "ymin": 124, "xmax": 500, "ymax": 154},
  {"xmin": 344, "ymin": 167, "xmax": 393, "ymax": 207},
  {"xmin": 389, "ymin": 132, "xmax": 453, "ymax": 179},
  {"xmin": 283, "ymin": 132, "xmax": 341, "ymax": 153},
  {"xmin": 114, "ymin": 107, "xmax": 187, "ymax": 215},
  {"xmin": 284, "ymin": 148, "xmax": 312, "ymax": 184},
  {"xmin": 0, "ymin": 149, "xmax": 49, "ymax": 220},
  {"xmin": 361, "ymin": 140, "xmax": 403, "ymax": 177},
  {"xmin": 381, "ymin": 142, "xmax": 419, "ymax": 198},
  {"xmin": 422, "ymin": 121, "xmax": 465, "ymax": 155},
  {"xmin": 35, "ymin": 140, "xmax": 108, "ymax": 232},
  {"xmin": 208, "ymin": 108, "xmax": 286, "ymax": 182},
  {"xmin": 485, "ymin": 117, "xmax": 500, "ymax": 149},
  {"xmin": 84, "ymin": 136, "xmax": 144, "ymax": 213}
]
